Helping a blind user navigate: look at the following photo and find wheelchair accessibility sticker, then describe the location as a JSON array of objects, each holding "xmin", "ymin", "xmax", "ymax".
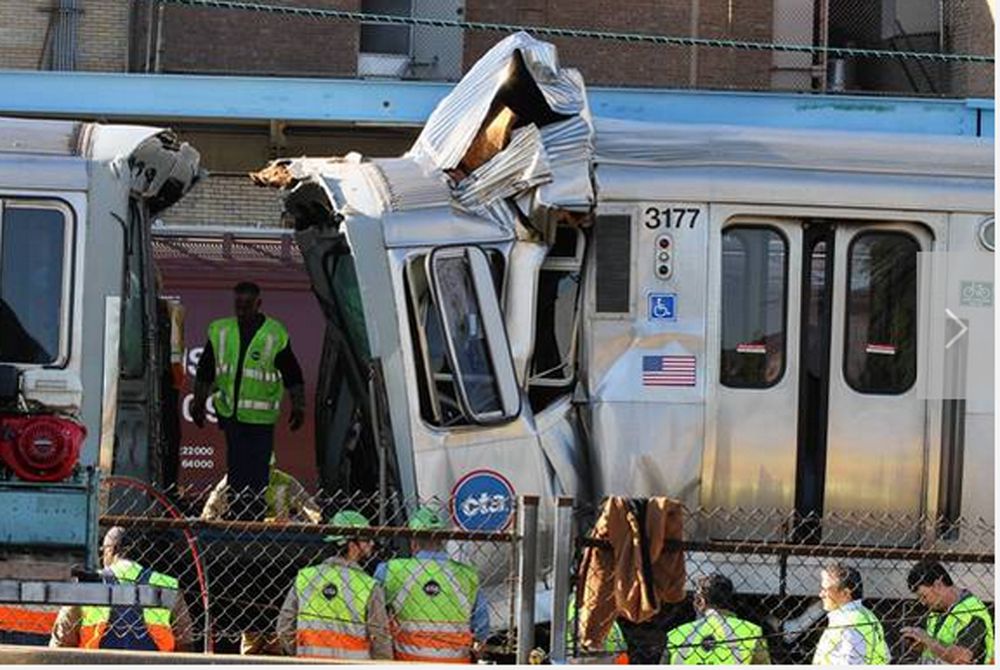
[{"xmin": 648, "ymin": 293, "xmax": 677, "ymax": 321}]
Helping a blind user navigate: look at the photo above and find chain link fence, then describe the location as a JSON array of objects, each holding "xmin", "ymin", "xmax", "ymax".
[
  {"xmin": 130, "ymin": 0, "xmax": 992, "ymax": 97},
  {"xmin": 81, "ymin": 477, "xmax": 520, "ymax": 659},
  {"xmin": 561, "ymin": 501, "xmax": 994, "ymax": 664},
  {"xmin": 1, "ymin": 486, "xmax": 992, "ymax": 664}
]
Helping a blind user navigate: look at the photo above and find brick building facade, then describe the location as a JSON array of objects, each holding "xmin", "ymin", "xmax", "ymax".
[
  {"xmin": 0, "ymin": 0, "xmax": 992, "ymax": 228},
  {"xmin": 947, "ymin": 0, "xmax": 994, "ymax": 97},
  {"xmin": 0, "ymin": 0, "xmax": 129, "ymax": 71},
  {"xmin": 0, "ymin": 1, "xmax": 989, "ymax": 90},
  {"xmin": 132, "ymin": 0, "xmax": 361, "ymax": 76},
  {"xmin": 464, "ymin": 0, "xmax": 774, "ymax": 89}
]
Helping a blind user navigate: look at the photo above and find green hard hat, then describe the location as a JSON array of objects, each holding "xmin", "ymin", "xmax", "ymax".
[
  {"xmin": 324, "ymin": 509, "xmax": 370, "ymax": 544},
  {"xmin": 408, "ymin": 506, "xmax": 447, "ymax": 531}
]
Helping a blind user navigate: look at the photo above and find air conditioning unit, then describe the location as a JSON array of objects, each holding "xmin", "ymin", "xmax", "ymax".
[{"xmin": 357, "ymin": 53, "xmax": 411, "ymax": 79}]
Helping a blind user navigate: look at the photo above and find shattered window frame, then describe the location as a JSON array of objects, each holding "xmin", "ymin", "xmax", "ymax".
[
  {"xmin": 405, "ymin": 246, "xmax": 519, "ymax": 427},
  {"xmin": 529, "ymin": 225, "xmax": 585, "ymax": 389}
]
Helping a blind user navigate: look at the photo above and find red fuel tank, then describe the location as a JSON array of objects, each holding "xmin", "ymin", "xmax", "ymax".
[{"xmin": 0, "ymin": 415, "xmax": 85, "ymax": 482}]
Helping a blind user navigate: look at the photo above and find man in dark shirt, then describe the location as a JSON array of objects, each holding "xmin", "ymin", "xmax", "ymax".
[
  {"xmin": 901, "ymin": 560, "xmax": 993, "ymax": 664},
  {"xmin": 192, "ymin": 282, "xmax": 305, "ymax": 520}
]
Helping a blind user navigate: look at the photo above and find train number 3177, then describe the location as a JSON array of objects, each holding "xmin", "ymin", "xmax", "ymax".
[{"xmin": 644, "ymin": 207, "xmax": 700, "ymax": 229}]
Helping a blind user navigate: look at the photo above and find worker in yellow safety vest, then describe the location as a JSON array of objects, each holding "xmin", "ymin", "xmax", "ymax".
[
  {"xmin": 901, "ymin": 560, "xmax": 994, "ymax": 664},
  {"xmin": 276, "ymin": 510, "xmax": 392, "ymax": 660},
  {"xmin": 192, "ymin": 281, "xmax": 305, "ymax": 521},
  {"xmin": 49, "ymin": 527, "xmax": 193, "ymax": 652},
  {"xmin": 375, "ymin": 506, "xmax": 491, "ymax": 663},
  {"xmin": 201, "ymin": 453, "xmax": 322, "ymax": 524},
  {"xmin": 812, "ymin": 563, "xmax": 889, "ymax": 664},
  {"xmin": 663, "ymin": 574, "xmax": 770, "ymax": 664}
]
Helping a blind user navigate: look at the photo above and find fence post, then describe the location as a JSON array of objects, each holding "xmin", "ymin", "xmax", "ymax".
[
  {"xmin": 516, "ymin": 495, "xmax": 540, "ymax": 664},
  {"xmin": 549, "ymin": 496, "xmax": 574, "ymax": 663}
]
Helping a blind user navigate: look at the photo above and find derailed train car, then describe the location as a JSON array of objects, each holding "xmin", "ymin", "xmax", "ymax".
[{"xmin": 255, "ymin": 33, "xmax": 994, "ymax": 602}]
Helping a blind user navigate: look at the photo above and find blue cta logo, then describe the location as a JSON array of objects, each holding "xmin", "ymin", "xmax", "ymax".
[{"xmin": 450, "ymin": 469, "xmax": 515, "ymax": 532}]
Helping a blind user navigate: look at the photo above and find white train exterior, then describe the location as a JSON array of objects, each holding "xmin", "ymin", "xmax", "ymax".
[{"xmin": 264, "ymin": 34, "xmax": 994, "ymax": 600}]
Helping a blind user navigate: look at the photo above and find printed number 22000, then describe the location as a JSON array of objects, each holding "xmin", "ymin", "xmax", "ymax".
[{"xmin": 644, "ymin": 207, "xmax": 700, "ymax": 229}]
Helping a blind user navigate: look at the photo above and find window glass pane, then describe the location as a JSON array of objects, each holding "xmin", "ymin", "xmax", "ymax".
[
  {"xmin": 331, "ymin": 254, "xmax": 371, "ymax": 362},
  {"xmin": 550, "ymin": 227, "xmax": 580, "ymax": 258},
  {"xmin": 844, "ymin": 232, "xmax": 919, "ymax": 394},
  {"xmin": 360, "ymin": 1, "xmax": 411, "ymax": 56},
  {"xmin": 532, "ymin": 270, "xmax": 579, "ymax": 381},
  {"xmin": 720, "ymin": 227, "xmax": 787, "ymax": 388},
  {"xmin": 360, "ymin": 25, "xmax": 410, "ymax": 55},
  {"xmin": 434, "ymin": 254, "xmax": 502, "ymax": 416},
  {"xmin": 803, "ymin": 239, "xmax": 830, "ymax": 378},
  {"xmin": 120, "ymin": 203, "xmax": 146, "ymax": 377},
  {"xmin": 0, "ymin": 206, "xmax": 65, "ymax": 364}
]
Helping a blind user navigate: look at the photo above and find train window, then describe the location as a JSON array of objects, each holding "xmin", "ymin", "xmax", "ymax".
[
  {"xmin": 594, "ymin": 215, "xmax": 631, "ymax": 313},
  {"xmin": 330, "ymin": 253, "xmax": 371, "ymax": 362},
  {"xmin": 406, "ymin": 247, "xmax": 519, "ymax": 426},
  {"xmin": 120, "ymin": 200, "xmax": 147, "ymax": 377},
  {"xmin": 844, "ymin": 232, "xmax": 919, "ymax": 394},
  {"xmin": 720, "ymin": 226, "xmax": 787, "ymax": 388},
  {"xmin": 0, "ymin": 202, "xmax": 70, "ymax": 365},
  {"xmin": 530, "ymin": 227, "xmax": 584, "ymax": 401},
  {"xmin": 531, "ymin": 271, "xmax": 580, "ymax": 384}
]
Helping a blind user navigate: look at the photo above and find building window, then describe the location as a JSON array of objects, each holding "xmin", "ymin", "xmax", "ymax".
[
  {"xmin": 360, "ymin": 0, "xmax": 411, "ymax": 55},
  {"xmin": 720, "ymin": 226, "xmax": 787, "ymax": 388},
  {"xmin": 0, "ymin": 201, "xmax": 71, "ymax": 365},
  {"xmin": 844, "ymin": 231, "xmax": 919, "ymax": 394}
]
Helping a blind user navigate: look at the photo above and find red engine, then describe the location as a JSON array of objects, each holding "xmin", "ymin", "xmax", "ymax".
[{"xmin": 0, "ymin": 415, "xmax": 86, "ymax": 482}]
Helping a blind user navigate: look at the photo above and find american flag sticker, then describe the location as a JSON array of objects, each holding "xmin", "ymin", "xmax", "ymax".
[
  {"xmin": 865, "ymin": 343, "xmax": 897, "ymax": 356},
  {"xmin": 642, "ymin": 355, "xmax": 697, "ymax": 386}
]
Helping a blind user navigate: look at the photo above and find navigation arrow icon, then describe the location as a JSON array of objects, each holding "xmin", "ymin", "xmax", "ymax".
[{"xmin": 945, "ymin": 308, "xmax": 968, "ymax": 349}]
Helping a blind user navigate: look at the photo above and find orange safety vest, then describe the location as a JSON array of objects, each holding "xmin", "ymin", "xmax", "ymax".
[
  {"xmin": 79, "ymin": 560, "xmax": 177, "ymax": 652},
  {"xmin": 0, "ymin": 604, "xmax": 58, "ymax": 637}
]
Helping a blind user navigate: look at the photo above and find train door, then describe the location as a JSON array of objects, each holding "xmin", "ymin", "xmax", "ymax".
[{"xmin": 708, "ymin": 217, "xmax": 931, "ymax": 544}]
